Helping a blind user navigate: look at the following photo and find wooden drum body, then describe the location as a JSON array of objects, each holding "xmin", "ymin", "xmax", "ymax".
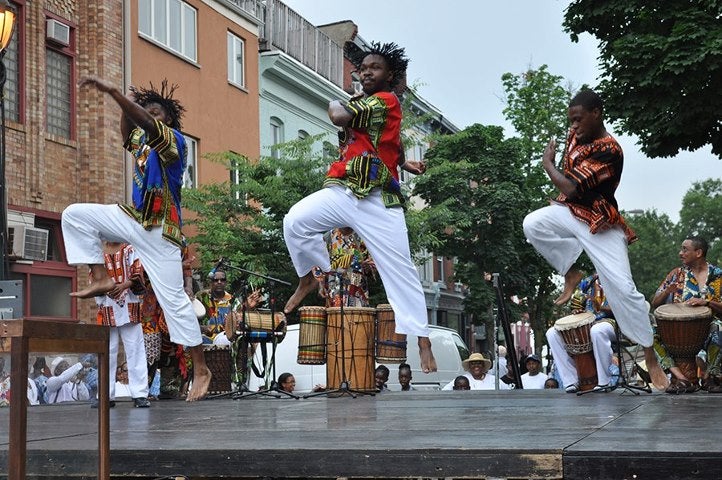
[
  {"xmin": 554, "ymin": 312, "xmax": 598, "ymax": 391},
  {"xmin": 225, "ymin": 309, "xmax": 286, "ymax": 343},
  {"xmin": 375, "ymin": 304, "xmax": 407, "ymax": 363},
  {"xmin": 204, "ymin": 345, "xmax": 233, "ymax": 394},
  {"xmin": 297, "ymin": 306, "xmax": 327, "ymax": 365},
  {"xmin": 654, "ymin": 303, "xmax": 712, "ymax": 382},
  {"xmin": 326, "ymin": 306, "xmax": 376, "ymax": 392}
]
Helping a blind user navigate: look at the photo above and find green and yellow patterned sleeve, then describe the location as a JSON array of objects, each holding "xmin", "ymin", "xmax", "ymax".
[
  {"xmin": 144, "ymin": 120, "xmax": 180, "ymax": 165},
  {"xmin": 345, "ymin": 95, "xmax": 388, "ymax": 130}
]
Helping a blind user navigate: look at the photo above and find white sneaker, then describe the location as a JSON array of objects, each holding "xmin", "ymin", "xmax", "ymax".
[{"xmin": 565, "ymin": 384, "xmax": 579, "ymax": 393}]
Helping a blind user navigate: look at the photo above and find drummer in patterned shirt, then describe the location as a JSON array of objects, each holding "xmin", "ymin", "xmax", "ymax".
[{"xmin": 650, "ymin": 236, "xmax": 722, "ymax": 392}]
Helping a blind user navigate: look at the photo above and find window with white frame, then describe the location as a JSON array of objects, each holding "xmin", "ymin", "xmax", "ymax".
[
  {"xmin": 182, "ymin": 135, "xmax": 197, "ymax": 189},
  {"xmin": 270, "ymin": 117, "xmax": 283, "ymax": 159},
  {"xmin": 138, "ymin": 0, "xmax": 197, "ymax": 62},
  {"xmin": 416, "ymin": 249, "xmax": 433, "ymax": 286},
  {"xmin": 227, "ymin": 32, "xmax": 245, "ymax": 88}
]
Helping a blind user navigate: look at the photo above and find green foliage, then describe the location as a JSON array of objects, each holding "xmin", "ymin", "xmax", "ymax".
[
  {"xmin": 678, "ymin": 178, "xmax": 722, "ymax": 264},
  {"xmin": 564, "ymin": 1, "xmax": 722, "ymax": 158},
  {"xmin": 625, "ymin": 209, "xmax": 681, "ymax": 299},
  {"xmin": 413, "ymin": 124, "xmax": 540, "ymax": 325},
  {"xmin": 182, "ymin": 136, "xmax": 327, "ymax": 302}
]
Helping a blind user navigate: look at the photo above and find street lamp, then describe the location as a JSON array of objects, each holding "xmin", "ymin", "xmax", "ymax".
[{"xmin": 0, "ymin": 0, "xmax": 16, "ymax": 281}]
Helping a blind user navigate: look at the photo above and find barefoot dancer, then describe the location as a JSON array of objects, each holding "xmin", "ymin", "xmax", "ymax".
[
  {"xmin": 282, "ymin": 41, "xmax": 437, "ymax": 373},
  {"xmin": 523, "ymin": 89, "xmax": 669, "ymax": 391},
  {"xmin": 62, "ymin": 77, "xmax": 211, "ymax": 401}
]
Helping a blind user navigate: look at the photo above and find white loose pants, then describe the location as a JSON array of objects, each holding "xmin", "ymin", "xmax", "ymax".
[
  {"xmin": 109, "ymin": 322, "xmax": 149, "ymax": 400},
  {"xmin": 523, "ymin": 204, "xmax": 653, "ymax": 347},
  {"xmin": 62, "ymin": 203, "xmax": 202, "ymax": 346},
  {"xmin": 546, "ymin": 321, "xmax": 616, "ymax": 387},
  {"xmin": 283, "ymin": 186, "xmax": 430, "ymax": 337}
]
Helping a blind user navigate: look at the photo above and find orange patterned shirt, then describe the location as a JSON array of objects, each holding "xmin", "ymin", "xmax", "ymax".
[{"xmin": 555, "ymin": 130, "xmax": 637, "ymax": 244}]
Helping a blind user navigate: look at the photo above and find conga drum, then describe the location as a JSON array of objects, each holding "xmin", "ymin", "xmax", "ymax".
[
  {"xmin": 326, "ymin": 306, "xmax": 376, "ymax": 393},
  {"xmin": 654, "ymin": 303, "xmax": 712, "ymax": 383},
  {"xmin": 554, "ymin": 312, "xmax": 598, "ymax": 392},
  {"xmin": 203, "ymin": 345, "xmax": 233, "ymax": 394},
  {"xmin": 375, "ymin": 304, "xmax": 407, "ymax": 363},
  {"xmin": 297, "ymin": 306, "xmax": 328, "ymax": 365}
]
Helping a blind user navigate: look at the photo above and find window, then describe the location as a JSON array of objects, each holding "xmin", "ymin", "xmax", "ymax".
[
  {"xmin": 436, "ymin": 255, "xmax": 446, "ymax": 283},
  {"xmin": 182, "ymin": 135, "xmax": 197, "ymax": 189},
  {"xmin": 8, "ymin": 215, "xmax": 76, "ymax": 319},
  {"xmin": 416, "ymin": 249, "xmax": 433, "ymax": 286},
  {"xmin": 46, "ymin": 18, "xmax": 74, "ymax": 139},
  {"xmin": 3, "ymin": 4, "xmax": 20, "ymax": 123},
  {"xmin": 227, "ymin": 32, "xmax": 244, "ymax": 87},
  {"xmin": 138, "ymin": 0, "xmax": 197, "ymax": 62},
  {"xmin": 270, "ymin": 117, "xmax": 283, "ymax": 159},
  {"xmin": 298, "ymin": 130, "xmax": 309, "ymax": 140}
]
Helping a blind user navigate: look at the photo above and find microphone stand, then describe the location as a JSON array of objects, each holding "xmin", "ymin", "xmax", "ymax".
[
  {"xmin": 225, "ymin": 263, "xmax": 298, "ymax": 400},
  {"xmin": 304, "ymin": 272, "xmax": 374, "ymax": 399}
]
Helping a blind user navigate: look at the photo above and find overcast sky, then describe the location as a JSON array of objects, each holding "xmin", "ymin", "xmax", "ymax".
[{"xmin": 281, "ymin": 0, "xmax": 719, "ymax": 222}]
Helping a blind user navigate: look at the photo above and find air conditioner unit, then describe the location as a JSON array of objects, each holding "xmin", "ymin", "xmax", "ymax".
[
  {"xmin": 46, "ymin": 18, "xmax": 70, "ymax": 46},
  {"xmin": 8, "ymin": 225, "xmax": 49, "ymax": 261}
]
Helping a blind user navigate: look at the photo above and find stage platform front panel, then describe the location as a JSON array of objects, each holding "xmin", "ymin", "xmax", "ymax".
[{"xmin": 1, "ymin": 389, "xmax": 721, "ymax": 479}]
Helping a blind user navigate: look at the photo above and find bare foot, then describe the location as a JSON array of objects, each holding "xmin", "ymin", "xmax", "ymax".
[
  {"xmin": 418, "ymin": 337, "xmax": 437, "ymax": 373},
  {"xmin": 70, "ymin": 276, "xmax": 116, "ymax": 298},
  {"xmin": 644, "ymin": 347, "xmax": 670, "ymax": 391},
  {"xmin": 284, "ymin": 270, "xmax": 322, "ymax": 314},
  {"xmin": 186, "ymin": 365, "xmax": 212, "ymax": 402},
  {"xmin": 554, "ymin": 268, "xmax": 584, "ymax": 306}
]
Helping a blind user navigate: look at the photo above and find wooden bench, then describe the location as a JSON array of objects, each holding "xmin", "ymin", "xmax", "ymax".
[{"xmin": 0, "ymin": 319, "xmax": 110, "ymax": 480}]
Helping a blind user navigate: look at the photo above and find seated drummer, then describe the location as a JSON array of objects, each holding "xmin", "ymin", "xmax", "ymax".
[
  {"xmin": 195, "ymin": 269, "xmax": 261, "ymax": 345},
  {"xmin": 650, "ymin": 236, "xmax": 722, "ymax": 393},
  {"xmin": 546, "ymin": 272, "xmax": 618, "ymax": 393}
]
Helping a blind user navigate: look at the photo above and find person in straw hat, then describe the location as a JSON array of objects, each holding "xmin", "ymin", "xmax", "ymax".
[{"xmin": 442, "ymin": 353, "xmax": 511, "ymax": 390}]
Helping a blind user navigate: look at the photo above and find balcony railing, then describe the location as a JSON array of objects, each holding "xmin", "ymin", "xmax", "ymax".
[
  {"xmin": 260, "ymin": 0, "xmax": 344, "ymax": 87},
  {"xmin": 222, "ymin": 0, "xmax": 265, "ymax": 22}
]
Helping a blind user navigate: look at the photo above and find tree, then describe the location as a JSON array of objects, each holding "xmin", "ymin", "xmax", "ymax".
[
  {"xmin": 412, "ymin": 124, "xmax": 537, "ymax": 346},
  {"xmin": 500, "ymin": 65, "xmax": 574, "ymax": 353},
  {"xmin": 182, "ymin": 136, "xmax": 327, "ymax": 303},
  {"xmin": 564, "ymin": 1, "xmax": 722, "ymax": 158},
  {"xmin": 625, "ymin": 209, "xmax": 681, "ymax": 299},
  {"xmin": 678, "ymin": 178, "xmax": 722, "ymax": 264}
]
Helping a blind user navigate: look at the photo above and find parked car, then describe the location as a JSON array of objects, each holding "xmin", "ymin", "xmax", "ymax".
[{"xmin": 246, "ymin": 323, "xmax": 470, "ymax": 393}]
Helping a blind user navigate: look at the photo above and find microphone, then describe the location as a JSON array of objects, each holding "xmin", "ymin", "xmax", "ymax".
[{"xmin": 207, "ymin": 258, "xmax": 226, "ymax": 278}]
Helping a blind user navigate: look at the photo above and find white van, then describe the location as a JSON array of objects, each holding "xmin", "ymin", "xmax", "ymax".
[{"xmin": 246, "ymin": 323, "xmax": 470, "ymax": 393}]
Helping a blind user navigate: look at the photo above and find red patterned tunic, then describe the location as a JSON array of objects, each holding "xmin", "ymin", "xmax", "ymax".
[{"xmin": 555, "ymin": 130, "xmax": 637, "ymax": 244}]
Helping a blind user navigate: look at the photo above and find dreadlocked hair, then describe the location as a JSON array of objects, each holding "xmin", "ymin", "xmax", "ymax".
[
  {"xmin": 130, "ymin": 79, "xmax": 186, "ymax": 130},
  {"xmin": 344, "ymin": 41, "xmax": 409, "ymax": 89}
]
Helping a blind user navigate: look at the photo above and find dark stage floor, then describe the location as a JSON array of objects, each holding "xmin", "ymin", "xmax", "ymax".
[{"xmin": 1, "ymin": 388, "xmax": 721, "ymax": 479}]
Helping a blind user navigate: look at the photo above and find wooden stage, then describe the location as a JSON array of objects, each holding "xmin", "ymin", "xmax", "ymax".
[{"xmin": 1, "ymin": 388, "xmax": 721, "ymax": 479}]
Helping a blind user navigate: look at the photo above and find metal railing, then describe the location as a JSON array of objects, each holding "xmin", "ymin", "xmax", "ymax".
[{"xmin": 260, "ymin": 0, "xmax": 344, "ymax": 87}]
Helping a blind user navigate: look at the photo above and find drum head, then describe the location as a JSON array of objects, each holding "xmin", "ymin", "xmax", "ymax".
[
  {"xmin": 654, "ymin": 303, "xmax": 712, "ymax": 320},
  {"xmin": 554, "ymin": 311, "xmax": 595, "ymax": 331}
]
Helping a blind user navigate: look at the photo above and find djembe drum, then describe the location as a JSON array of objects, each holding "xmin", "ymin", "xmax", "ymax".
[
  {"xmin": 654, "ymin": 303, "xmax": 712, "ymax": 384},
  {"xmin": 297, "ymin": 306, "xmax": 328, "ymax": 365},
  {"xmin": 554, "ymin": 312, "xmax": 598, "ymax": 392},
  {"xmin": 375, "ymin": 304, "xmax": 407, "ymax": 363},
  {"xmin": 326, "ymin": 306, "xmax": 376, "ymax": 393}
]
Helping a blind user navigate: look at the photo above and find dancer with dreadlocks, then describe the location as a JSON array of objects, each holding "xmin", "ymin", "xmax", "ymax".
[
  {"xmin": 283, "ymin": 42, "xmax": 437, "ymax": 373},
  {"xmin": 62, "ymin": 76, "xmax": 212, "ymax": 401}
]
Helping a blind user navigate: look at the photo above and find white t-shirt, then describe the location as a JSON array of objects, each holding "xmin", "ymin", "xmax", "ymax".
[
  {"xmin": 442, "ymin": 372, "xmax": 512, "ymax": 391},
  {"xmin": 521, "ymin": 372, "xmax": 548, "ymax": 389}
]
